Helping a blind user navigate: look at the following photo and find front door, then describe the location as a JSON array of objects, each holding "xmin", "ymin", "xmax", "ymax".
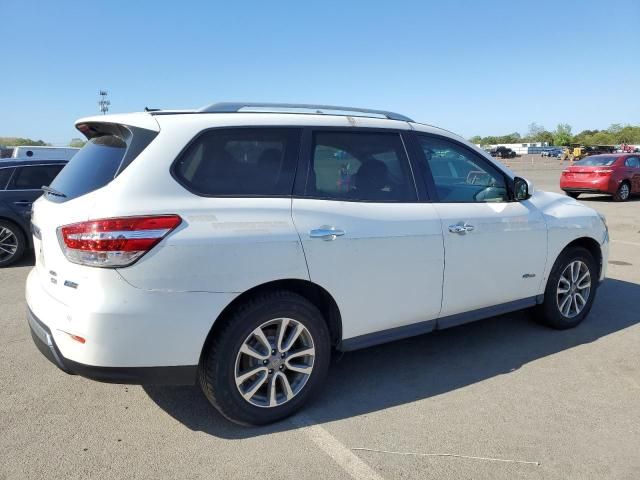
[
  {"xmin": 292, "ymin": 129, "xmax": 444, "ymax": 345},
  {"xmin": 412, "ymin": 133, "xmax": 547, "ymax": 323}
]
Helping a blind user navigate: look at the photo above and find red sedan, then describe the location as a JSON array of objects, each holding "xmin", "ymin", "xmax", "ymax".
[{"xmin": 560, "ymin": 154, "xmax": 640, "ymax": 201}]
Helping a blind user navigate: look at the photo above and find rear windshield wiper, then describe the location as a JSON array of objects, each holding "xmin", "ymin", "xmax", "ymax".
[{"xmin": 41, "ymin": 185, "xmax": 67, "ymax": 198}]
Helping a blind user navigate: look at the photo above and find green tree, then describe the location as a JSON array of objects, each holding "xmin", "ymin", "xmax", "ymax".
[
  {"xmin": 0, "ymin": 137, "xmax": 49, "ymax": 146},
  {"xmin": 69, "ymin": 138, "xmax": 86, "ymax": 148},
  {"xmin": 553, "ymin": 124, "xmax": 573, "ymax": 146},
  {"xmin": 526, "ymin": 122, "xmax": 545, "ymax": 141}
]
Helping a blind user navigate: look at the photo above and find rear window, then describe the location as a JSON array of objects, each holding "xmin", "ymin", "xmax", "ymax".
[
  {"xmin": 172, "ymin": 128, "xmax": 300, "ymax": 196},
  {"xmin": 574, "ymin": 156, "xmax": 617, "ymax": 166},
  {"xmin": 48, "ymin": 135, "xmax": 126, "ymax": 200}
]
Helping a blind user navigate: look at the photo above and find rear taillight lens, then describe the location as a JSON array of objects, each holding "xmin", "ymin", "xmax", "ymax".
[
  {"xmin": 57, "ymin": 215, "xmax": 182, "ymax": 267},
  {"xmin": 594, "ymin": 169, "xmax": 613, "ymax": 175}
]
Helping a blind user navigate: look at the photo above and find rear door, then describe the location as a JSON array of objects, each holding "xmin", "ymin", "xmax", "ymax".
[
  {"xmin": 411, "ymin": 132, "xmax": 547, "ymax": 323},
  {"xmin": 292, "ymin": 129, "xmax": 444, "ymax": 345},
  {"xmin": 624, "ymin": 156, "xmax": 640, "ymax": 192}
]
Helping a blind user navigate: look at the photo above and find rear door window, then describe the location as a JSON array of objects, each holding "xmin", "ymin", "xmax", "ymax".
[
  {"xmin": 9, "ymin": 165, "xmax": 64, "ymax": 190},
  {"xmin": 625, "ymin": 157, "xmax": 640, "ymax": 168},
  {"xmin": 307, "ymin": 131, "xmax": 416, "ymax": 202},
  {"xmin": 173, "ymin": 128, "xmax": 300, "ymax": 196},
  {"xmin": 48, "ymin": 135, "xmax": 126, "ymax": 200}
]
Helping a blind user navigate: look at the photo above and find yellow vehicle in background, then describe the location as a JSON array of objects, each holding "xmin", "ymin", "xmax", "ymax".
[
  {"xmin": 560, "ymin": 144, "xmax": 616, "ymax": 162},
  {"xmin": 559, "ymin": 144, "xmax": 586, "ymax": 162}
]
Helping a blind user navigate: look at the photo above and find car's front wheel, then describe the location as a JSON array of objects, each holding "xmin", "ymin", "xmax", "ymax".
[
  {"xmin": 536, "ymin": 246, "xmax": 598, "ymax": 329},
  {"xmin": 0, "ymin": 220, "xmax": 26, "ymax": 267},
  {"xmin": 199, "ymin": 291, "xmax": 331, "ymax": 425}
]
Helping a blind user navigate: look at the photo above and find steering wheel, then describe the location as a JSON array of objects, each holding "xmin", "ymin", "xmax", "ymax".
[{"xmin": 473, "ymin": 186, "xmax": 504, "ymax": 202}]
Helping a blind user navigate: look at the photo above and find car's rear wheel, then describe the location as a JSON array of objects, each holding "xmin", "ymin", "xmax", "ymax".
[
  {"xmin": 566, "ymin": 191, "xmax": 580, "ymax": 199},
  {"xmin": 536, "ymin": 246, "xmax": 598, "ymax": 329},
  {"xmin": 199, "ymin": 291, "xmax": 331, "ymax": 425},
  {"xmin": 613, "ymin": 181, "xmax": 630, "ymax": 202},
  {"xmin": 0, "ymin": 220, "xmax": 26, "ymax": 267}
]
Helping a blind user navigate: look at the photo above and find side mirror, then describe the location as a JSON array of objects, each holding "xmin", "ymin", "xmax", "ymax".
[{"xmin": 513, "ymin": 177, "xmax": 533, "ymax": 201}]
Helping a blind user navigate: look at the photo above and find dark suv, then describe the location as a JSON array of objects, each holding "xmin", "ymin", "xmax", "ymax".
[
  {"xmin": 490, "ymin": 146, "xmax": 517, "ymax": 158},
  {"xmin": 0, "ymin": 159, "xmax": 66, "ymax": 266}
]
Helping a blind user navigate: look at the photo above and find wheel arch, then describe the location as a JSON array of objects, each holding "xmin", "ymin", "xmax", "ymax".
[
  {"xmin": 560, "ymin": 236, "xmax": 603, "ymax": 279},
  {"xmin": 199, "ymin": 279, "xmax": 343, "ymax": 365}
]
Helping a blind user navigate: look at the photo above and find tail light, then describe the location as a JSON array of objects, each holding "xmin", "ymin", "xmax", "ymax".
[
  {"xmin": 57, "ymin": 215, "xmax": 181, "ymax": 267},
  {"xmin": 594, "ymin": 169, "xmax": 613, "ymax": 175}
]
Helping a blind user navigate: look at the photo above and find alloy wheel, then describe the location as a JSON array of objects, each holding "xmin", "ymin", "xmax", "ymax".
[
  {"xmin": 0, "ymin": 226, "xmax": 18, "ymax": 261},
  {"xmin": 234, "ymin": 318, "xmax": 315, "ymax": 408},
  {"xmin": 556, "ymin": 260, "xmax": 591, "ymax": 318},
  {"xmin": 619, "ymin": 183, "xmax": 630, "ymax": 200}
]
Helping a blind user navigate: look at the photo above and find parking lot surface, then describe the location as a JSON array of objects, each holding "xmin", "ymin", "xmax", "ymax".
[{"xmin": 1, "ymin": 158, "xmax": 639, "ymax": 480}]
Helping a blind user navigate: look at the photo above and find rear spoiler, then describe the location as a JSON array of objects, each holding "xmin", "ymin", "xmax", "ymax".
[
  {"xmin": 73, "ymin": 117, "xmax": 159, "ymax": 174},
  {"xmin": 74, "ymin": 112, "xmax": 160, "ymax": 139}
]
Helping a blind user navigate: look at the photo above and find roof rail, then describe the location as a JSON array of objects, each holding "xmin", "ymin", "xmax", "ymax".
[{"xmin": 197, "ymin": 102, "xmax": 413, "ymax": 122}]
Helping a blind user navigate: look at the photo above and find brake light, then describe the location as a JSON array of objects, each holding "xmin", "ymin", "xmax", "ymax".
[
  {"xmin": 57, "ymin": 215, "xmax": 181, "ymax": 267},
  {"xmin": 594, "ymin": 169, "xmax": 613, "ymax": 175}
]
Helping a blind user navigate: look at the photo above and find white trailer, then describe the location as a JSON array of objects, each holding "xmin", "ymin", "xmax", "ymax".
[{"xmin": 10, "ymin": 146, "xmax": 79, "ymax": 161}]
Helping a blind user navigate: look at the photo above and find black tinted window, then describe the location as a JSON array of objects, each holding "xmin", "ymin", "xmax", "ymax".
[
  {"xmin": 9, "ymin": 165, "xmax": 64, "ymax": 190},
  {"xmin": 174, "ymin": 128, "xmax": 300, "ymax": 196},
  {"xmin": 49, "ymin": 135, "xmax": 126, "ymax": 200},
  {"xmin": 308, "ymin": 131, "xmax": 415, "ymax": 202},
  {"xmin": 417, "ymin": 135, "xmax": 508, "ymax": 203},
  {"xmin": 0, "ymin": 168, "xmax": 14, "ymax": 189}
]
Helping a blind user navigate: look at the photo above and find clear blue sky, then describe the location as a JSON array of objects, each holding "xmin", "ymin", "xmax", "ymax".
[{"xmin": 1, "ymin": 0, "xmax": 638, "ymax": 145}]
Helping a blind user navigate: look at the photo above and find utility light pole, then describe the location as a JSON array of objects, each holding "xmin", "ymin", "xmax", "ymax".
[{"xmin": 98, "ymin": 90, "xmax": 110, "ymax": 115}]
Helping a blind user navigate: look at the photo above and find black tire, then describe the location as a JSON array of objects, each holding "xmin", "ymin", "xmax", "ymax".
[
  {"xmin": 566, "ymin": 191, "xmax": 580, "ymax": 199},
  {"xmin": 0, "ymin": 220, "xmax": 26, "ymax": 267},
  {"xmin": 535, "ymin": 246, "xmax": 598, "ymax": 329},
  {"xmin": 613, "ymin": 181, "xmax": 631, "ymax": 202},
  {"xmin": 199, "ymin": 291, "xmax": 331, "ymax": 425}
]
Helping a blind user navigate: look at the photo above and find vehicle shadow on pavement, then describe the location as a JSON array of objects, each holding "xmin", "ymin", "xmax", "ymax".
[{"xmin": 143, "ymin": 278, "xmax": 639, "ymax": 438}]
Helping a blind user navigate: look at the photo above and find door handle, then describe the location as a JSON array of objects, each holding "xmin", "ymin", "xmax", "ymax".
[
  {"xmin": 448, "ymin": 222, "xmax": 475, "ymax": 234},
  {"xmin": 13, "ymin": 201, "xmax": 33, "ymax": 207},
  {"xmin": 309, "ymin": 227, "xmax": 345, "ymax": 241}
]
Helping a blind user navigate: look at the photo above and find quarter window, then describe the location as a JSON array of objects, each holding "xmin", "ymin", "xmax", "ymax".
[
  {"xmin": 307, "ymin": 131, "xmax": 416, "ymax": 202},
  {"xmin": 417, "ymin": 135, "xmax": 509, "ymax": 203},
  {"xmin": 0, "ymin": 168, "xmax": 13, "ymax": 189},
  {"xmin": 173, "ymin": 128, "xmax": 300, "ymax": 196},
  {"xmin": 9, "ymin": 165, "xmax": 64, "ymax": 190}
]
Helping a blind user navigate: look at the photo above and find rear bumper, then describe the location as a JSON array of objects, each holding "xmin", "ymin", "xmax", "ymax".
[
  {"xmin": 28, "ymin": 307, "xmax": 198, "ymax": 385},
  {"xmin": 560, "ymin": 176, "xmax": 614, "ymax": 194},
  {"xmin": 25, "ymin": 267, "xmax": 237, "ymax": 384}
]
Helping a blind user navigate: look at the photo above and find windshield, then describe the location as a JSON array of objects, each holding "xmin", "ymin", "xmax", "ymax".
[
  {"xmin": 48, "ymin": 135, "xmax": 126, "ymax": 201},
  {"xmin": 573, "ymin": 156, "xmax": 617, "ymax": 166}
]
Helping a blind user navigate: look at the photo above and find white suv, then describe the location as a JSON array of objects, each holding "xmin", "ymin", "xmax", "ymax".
[{"xmin": 26, "ymin": 103, "xmax": 609, "ymax": 425}]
